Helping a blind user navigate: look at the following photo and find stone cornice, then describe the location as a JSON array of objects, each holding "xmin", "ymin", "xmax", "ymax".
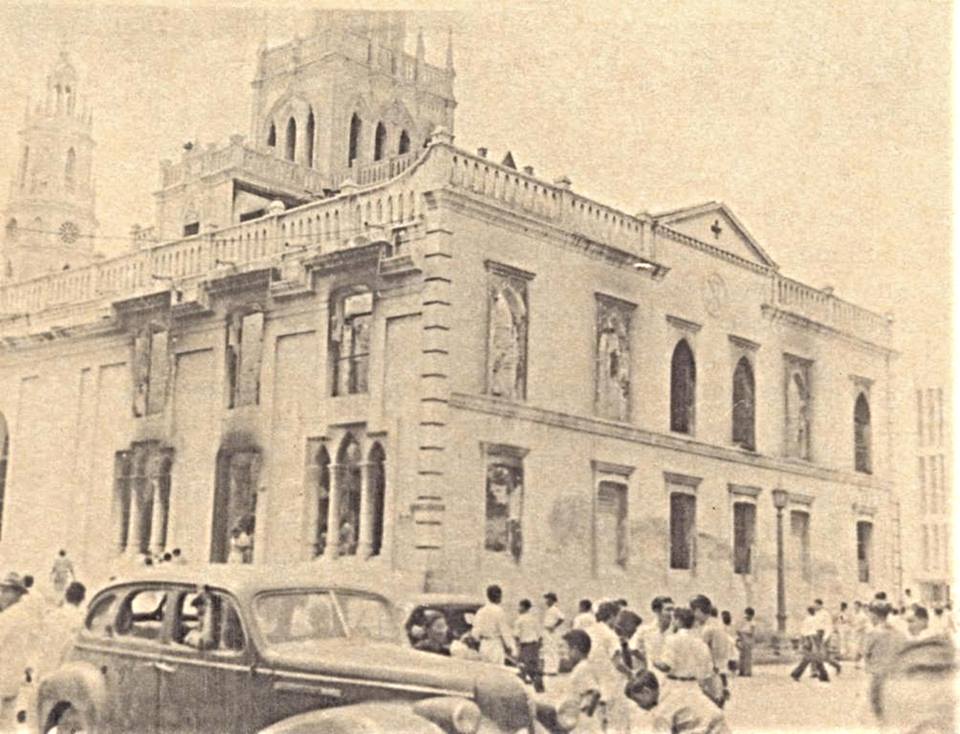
[
  {"xmin": 595, "ymin": 292, "xmax": 637, "ymax": 311},
  {"xmin": 202, "ymin": 266, "xmax": 279, "ymax": 299},
  {"xmin": 762, "ymin": 304, "xmax": 896, "ymax": 358},
  {"xmin": 428, "ymin": 188, "xmax": 669, "ymax": 279},
  {"xmin": 729, "ymin": 334, "xmax": 760, "ymax": 352},
  {"xmin": 729, "ymin": 483, "xmax": 763, "ymax": 498},
  {"xmin": 666, "ymin": 314, "xmax": 702, "ymax": 334},
  {"xmin": 664, "ymin": 471, "xmax": 703, "ymax": 489},
  {"xmin": 485, "ymin": 260, "xmax": 536, "ymax": 282},
  {"xmin": 449, "ymin": 391, "xmax": 893, "ymax": 491},
  {"xmin": 592, "ymin": 460, "xmax": 635, "ymax": 477}
]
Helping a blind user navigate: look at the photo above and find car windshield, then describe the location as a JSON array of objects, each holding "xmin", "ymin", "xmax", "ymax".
[{"xmin": 253, "ymin": 590, "xmax": 399, "ymax": 648}]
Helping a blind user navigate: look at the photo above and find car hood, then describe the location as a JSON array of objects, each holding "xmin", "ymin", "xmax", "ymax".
[{"xmin": 261, "ymin": 640, "xmax": 531, "ymax": 729}]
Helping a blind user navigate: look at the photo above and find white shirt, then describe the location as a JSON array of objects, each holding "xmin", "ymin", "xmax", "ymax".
[
  {"xmin": 573, "ymin": 611, "xmax": 595, "ymax": 630},
  {"xmin": 472, "ymin": 603, "xmax": 513, "ymax": 646},
  {"xmin": 800, "ymin": 614, "xmax": 818, "ymax": 637},
  {"xmin": 659, "ymin": 629, "xmax": 712, "ymax": 681},
  {"xmin": 631, "ymin": 623, "xmax": 672, "ymax": 667},
  {"xmin": 813, "ymin": 608, "xmax": 833, "ymax": 636},
  {"xmin": 543, "ymin": 605, "xmax": 565, "ymax": 633},
  {"xmin": 513, "ymin": 611, "xmax": 541, "ymax": 644}
]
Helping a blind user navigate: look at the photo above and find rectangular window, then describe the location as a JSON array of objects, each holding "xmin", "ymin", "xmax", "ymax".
[
  {"xmin": 485, "ymin": 262, "xmax": 534, "ymax": 402},
  {"xmin": 669, "ymin": 492, "xmax": 696, "ymax": 570},
  {"xmin": 331, "ymin": 291, "xmax": 372, "ymax": 397},
  {"xmin": 790, "ymin": 510, "xmax": 811, "ymax": 581},
  {"xmin": 733, "ymin": 502, "xmax": 756, "ymax": 575},
  {"xmin": 227, "ymin": 312, "xmax": 265, "ymax": 408},
  {"xmin": 596, "ymin": 481, "xmax": 628, "ymax": 571},
  {"xmin": 183, "ymin": 222, "xmax": 200, "ymax": 236},
  {"xmin": 784, "ymin": 357, "xmax": 812, "ymax": 460},
  {"xmin": 146, "ymin": 329, "xmax": 170, "ymax": 415},
  {"xmin": 856, "ymin": 521, "xmax": 873, "ymax": 583},
  {"xmin": 484, "ymin": 446, "xmax": 525, "ymax": 562}
]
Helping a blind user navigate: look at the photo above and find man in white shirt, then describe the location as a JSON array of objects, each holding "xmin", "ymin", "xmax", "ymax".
[
  {"xmin": 791, "ymin": 606, "xmax": 830, "ymax": 682},
  {"xmin": 813, "ymin": 598, "xmax": 841, "ymax": 676},
  {"xmin": 541, "ymin": 592, "xmax": 565, "ymax": 675},
  {"xmin": 572, "ymin": 599, "xmax": 595, "ymax": 630},
  {"xmin": 632, "ymin": 595, "xmax": 674, "ymax": 675},
  {"xmin": 472, "ymin": 584, "xmax": 515, "ymax": 665},
  {"xmin": 658, "ymin": 607, "xmax": 714, "ymax": 685},
  {"xmin": 625, "ymin": 670, "xmax": 730, "ymax": 734},
  {"xmin": 561, "ymin": 629, "xmax": 603, "ymax": 733},
  {"xmin": 513, "ymin": 598, "xmax": 544, "ymax": 692}
]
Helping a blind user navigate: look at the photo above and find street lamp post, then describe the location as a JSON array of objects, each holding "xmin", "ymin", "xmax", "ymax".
[{"xmin": 772, "ymin": 488, "xmax": 789, "ymax": 634}]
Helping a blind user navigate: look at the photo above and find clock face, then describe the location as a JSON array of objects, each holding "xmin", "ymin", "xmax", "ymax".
[{"xmin": 59, "ymin": 220, "xmax": 80, "ymax": 244}]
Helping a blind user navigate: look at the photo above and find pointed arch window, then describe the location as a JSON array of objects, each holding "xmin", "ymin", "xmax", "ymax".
[
  {"xmin": 855, "ymin": 393, "xmax": 872, "ymax": 473},
  {"xmin": 306, "ymin": 109, "xmax": 316, "ymax": 168},
  {"xmin": 335, "ymin": 435, "xmax": 362, "ymax": 557},
  {"xmin": 348, "ymin": 113, "xmax": 362, "ymax": 166},
  {"xmin": 732, "ymin": 357, "xmax": 756, "ymax": 450},
  {"xmin": 309, "ymin": 443, "xmax": 331, "ymax": 557},
  {"xmin": 373, "ymin": 122, "xmax": 387, "ymax": 162},
  {"xmin": 267, "ymin": 123, "xmax": 276, "ymax": 148},
  {"xmin": 670, "ymin": 340, "xmax": 696, "ymax": 434},
  {"xmin": 64, "ymin": 148, "xmax": 76, "ymax": 193},
  {"xmin": 398, "ymin": 129, "xmax": 410, "ymax": 155},
  {"xmin": 285, "ymin": 117, "xmax": 297, "ymax": 162},
  {"xmin": 0, "ymin": 412, "xmax": 8, "ymax": 541},
  {"xmin": 367, "ymin": 442, "xmax": 386, "ymax": 557}
]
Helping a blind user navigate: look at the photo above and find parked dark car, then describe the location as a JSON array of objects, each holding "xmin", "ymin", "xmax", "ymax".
[{"xmin": 37, "ymin": 565, "xmax": 577, "ymax": 734}]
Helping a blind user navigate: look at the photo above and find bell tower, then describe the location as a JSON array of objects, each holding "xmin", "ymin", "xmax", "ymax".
[{"xmin": 1, "ymin": 52, "xmax": 98, "ymax": 283}]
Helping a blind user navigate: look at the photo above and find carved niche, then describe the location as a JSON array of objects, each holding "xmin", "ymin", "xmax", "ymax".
[
  {"xmin": 595, "ymin": 294, "xmax": 635, "ymax": 421},
  {"xmin": 485, "ymin": 262, "xmax": 534, "ymax": 401}
]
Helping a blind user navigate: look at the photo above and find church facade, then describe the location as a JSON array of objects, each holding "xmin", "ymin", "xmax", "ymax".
[{"xmin": 0, "ymin": 12, "xmax": 897, "ymax": 633}]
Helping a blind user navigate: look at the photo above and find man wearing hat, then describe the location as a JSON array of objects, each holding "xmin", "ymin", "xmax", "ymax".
[
  {"xmin": 0, "ymin": 573, "xmax": 29, "ymax": 727},
  {"xmin": 541, "ymin": 592, "xmax": 565, "ymax": 676}
]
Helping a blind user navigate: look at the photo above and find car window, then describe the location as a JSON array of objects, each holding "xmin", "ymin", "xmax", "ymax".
[
  {"xmin": 253, "ymin": 592, "xmax": 345, "ymax": 647},
  {"xmin": 115, "ymin": 588, "xmax": 167, "ymax": 642},
  {"xmin": 337, "ymin": 593, "xmax": 397, "ymax": 643},
  {"xmin": 173, "ymin": 589, "xmax": 246, "ymax": 654},
  {"xmin": 86, "ymin": 593, "xmax": 118, "ymax": 637}
]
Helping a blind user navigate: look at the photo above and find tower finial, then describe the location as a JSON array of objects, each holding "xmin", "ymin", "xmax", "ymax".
[{"xmin": 445, "ymin": 27, "xmax": 454, "ymax": 73}]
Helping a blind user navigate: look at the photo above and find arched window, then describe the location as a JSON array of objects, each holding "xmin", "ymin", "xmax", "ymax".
[
  {"xmin": 367, "ymin": 443, "xmax": 386, "ymax": 557},
  {"xmin": 398, "ymin": 129, "xmax": 410, "ymax": 155},
  {"xmin": 732, "ymin": 357, "xmax": 756, "ymax": 450},
  {"xmin": 306, "ymin": 109, "xmax": 315, "ymax": 168},
  {"xmin": 267, "ymin": 122, "xmax": 276, "ymax": 148},
  {"xmin": 65, "ymin": 147, "xmax": 76, "ymax": 193},
  {"xmin": 211, "ymin": 446, "xmax": 260, "ymax": 563},
  {"xmin": 0, "ymin": 412, "xmax": 8, "ymax": 541},
  {"xmin": 854, "ymin": 393, "xmax": 872, "ymax": 473},
  {"xmin": 313, "ymin": 445, "xmax": 331, "ymax": 557},
  {"xmin": 335, "ymin": 435, "xmax": 362, "ymax": 556},
  {"xmin": 373, "ymin": 122, "xmax": 387, "ymax": 162},
  {"xmin": 348, "ymin": 113, "xmax": 362, "ymax": 166},
  {"xmin": 285, "ymin": 117, "xmax": 297, "ymax": 161},
  {"xmin": 670, "ymin": 340, "xmax": 696, "ymax": 434}
]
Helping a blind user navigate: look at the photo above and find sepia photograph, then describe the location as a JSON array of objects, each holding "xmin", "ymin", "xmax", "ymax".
[{"xmin": 0, "ymin": 1, "xmax": 953, "ymax": 732}]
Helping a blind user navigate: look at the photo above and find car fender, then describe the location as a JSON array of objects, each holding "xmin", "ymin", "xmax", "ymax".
[
  {"xmin": 36, "ymin": 661, "xmax": 107, "ymax": 731},
  {"xmin": 258, "ymin": 700, "xmax": 446, "ymax": 734}
]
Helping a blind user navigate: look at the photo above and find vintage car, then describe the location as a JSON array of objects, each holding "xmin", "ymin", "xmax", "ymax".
[{"xmin": 37, "ymin": 565, "xmax": 577, "ymax": 734}]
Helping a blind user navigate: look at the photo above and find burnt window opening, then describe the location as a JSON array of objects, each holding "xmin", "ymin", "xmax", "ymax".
[
  {"xmin": 790, "ymin": 510, "xmax": 811, "ymax": 582},
  {"xmin": 854, "ymin": 393, "xmax": 872, "ymax": 474},
  {"xmin": 596, "ymin": 480, "xmax": 628, "ymax": 571},
  {"xmin": 113, "ymin": 444, "xmax": 174, "ymax": 556},
  {"xmin": 669, "ymin": 492, "xmax": 696, "ymax": 570},
  {"xmin": 732, "ymin": 357, "xmax": 756, "ymax": 450},
  {"xmin": 785, "ymin": 361, "xmax": 812, "ymax": 460},
  {"xmin": 306, "ymin": 109, "xmax": 316, "ymax": 168},
  {"xmin": 398, "ymin": 129, "xmax": 410, "ymax": 155},
  {"xmin": 733, "ymin": 502, "xmax": 756, "ymax": 574},
  {"xmin": 0, "ymin": 413, "xmax": 8, "ymax": 542},
  {"xmin": 373, "ymin": 122, "xmax": 387, "ymax": 161},
  {"xmin": 486, "ymin": 268, "xmax": 530, "ymax": 401},
  {"xmin": 183, "ymin": 222, "xmax": 200, "ymax": 237},
  {"xmin": 132, "ymin": 326, "xmax": 171, "ymax": 418},
  {"xmin": 335, "ymin": 435, "xmax": 362, "ymax": 557},
  {"xmin": 309, "ymin": 444, "xmax": 331, "ymax": 557},
  {"xmin": 595, "ymin": 297, "xmax": 632, "ymax": 422},
  {"xmin": 285, "ymin": 117, "xmax": 297, "ymax": 162},
  {"xmin": 330, "ymin": 289, "xmax": 372, "ymax": 397},
  {"xmin": 267, "ymin": 123, "xmax": 276, "ymax": 148},
  {"xmin": 857, "ymin": 520, "xmax": 873, "ymax": 583},
  {"xmin": 348, "ymin": 113, "xmax": 362, "ymax": 166},
  {"xmin": 670, "ymin": 340, "xmax": 696, "ymax": 434},
  {"xmin": 210, "ymin": 448, "xmax": 259, "ymax": 564},
  {"xmin": 485, "ymin": 450, "xmax": 524, "ymax": 562},
  {"xmin": 226, "ymin": 311, "xmax": 265, "ymax": 409},
  {"xmin": 64, "ymin": 147, "xmax": 76, "ymax": 194}
]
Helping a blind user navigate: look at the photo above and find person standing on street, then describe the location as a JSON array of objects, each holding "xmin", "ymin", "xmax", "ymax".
[
  {"xmin": 735, "ymin": 608, "xmax": 756, "ymax": 676},
  {"xmin": 49, "ymin": 551, "xmax": 75, "ymax": 599},
  {"xmin": 633, "ymin": 595, "xmax": 675, "ymax": 676},
  {"xmin": 514, "ymin": 599, "xmax": 544, "ymax": 692},
  {"xmin": 690, "ymin": 596, "xmax": 730, "ymax": 707},
  {"xmin": 573, "ymin": 598, "xmax": 595, "ymax": 630},
  {"xmin": 561, "ymin": 629, "xmax": 603, "ymax": 733},
  {"xmin": 625, "ymin": 669, "xmax": 730, "ymax": 734},
  {"xmin": 791, "ymin": 606, "xmax": 830, "ymax": 682},
  {"xmin": 836, "ymin": 601, "xmax": 852, "ymax": 660},
  {"xmin": 472, "ymin": 584, "xmax": 515, "ymax": 665},
  {"xmin": 657, "ymin": 607, "xmax": 715, "ymax": 700},
  {"xmin": 541, "ymin": 592, "xmax": 565, "ymax": 676},
  {"xmin": 853, "ymin": 600, "xmax": 870, "ymax": 668},
  {"xmin": 813, "ymin": 598, "xmax": 842, "ymax": 675}
]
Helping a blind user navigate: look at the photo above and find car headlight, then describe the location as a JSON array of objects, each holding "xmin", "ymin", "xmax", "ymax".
[
  {"xmin": 555, "ymin": 698, "xmax": 580, "ymax": 732},
  {"xmin": 451, "ymin": 700, "xmax": 481, "ymax": 734}
]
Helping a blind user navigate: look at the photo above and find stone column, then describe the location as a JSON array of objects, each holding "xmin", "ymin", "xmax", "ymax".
[
  {"xmin": 149, "ymin": 479, "xmax": 166, "ymax": 556},
  {"xmin": 357, "ymin": 462, "xmax": 374, "ymax": 558},
  {"xmin": 772, "ymin": 489, "xmax": 789, "ymax": 634},
  {"xmin": 324, "ymin": 463, "xmax": 342, "ymax": 558},
  {"xmin": 127, "ymin": 481, "xmax": 143, "ymax": 557}
]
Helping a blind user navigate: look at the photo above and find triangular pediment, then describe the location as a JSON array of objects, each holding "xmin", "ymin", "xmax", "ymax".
[{"xmin": 653, "ymin": 202, "xmax": 777, "ymax": 269}]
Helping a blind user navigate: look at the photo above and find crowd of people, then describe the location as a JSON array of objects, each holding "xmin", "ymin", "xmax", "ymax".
[{"xmin": 0, "ymin": 550, "xmax": 87, "ymax": 729}]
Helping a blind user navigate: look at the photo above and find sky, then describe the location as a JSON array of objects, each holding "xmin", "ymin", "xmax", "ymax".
[{"xmin": 0, "ymin": 0, "xmax": 951, "ymax": 384}]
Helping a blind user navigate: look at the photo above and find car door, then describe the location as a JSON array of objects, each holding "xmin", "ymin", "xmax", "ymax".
[{"xmin": 157, "ymin": 587, "xmax": 253, "ymax": 733}]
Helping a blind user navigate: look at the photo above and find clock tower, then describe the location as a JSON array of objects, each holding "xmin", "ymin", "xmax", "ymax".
[{"xmin": 1, "ymin": 52, "xmax": 98, "ymax": 283}]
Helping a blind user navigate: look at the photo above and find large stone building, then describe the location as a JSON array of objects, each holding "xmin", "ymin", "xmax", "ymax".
[{"xmin": 0, "ymin": 12, "xmax": 897, "ymax": 632}]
